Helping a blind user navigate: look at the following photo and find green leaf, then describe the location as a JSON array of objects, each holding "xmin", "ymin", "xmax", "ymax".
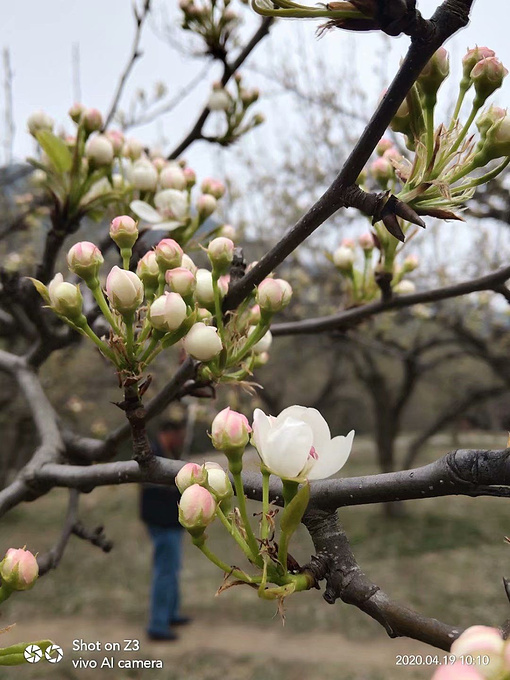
[
  {"xmin": 280, "ymin": 482, "xmax": 310, "ymax": 536},
  {"xmin": 27, "ymin": 277, "xmax": 50, "ymax": 304},
  {"xmin": 35, "ymin": 131, "xmax": 73, "ymax": 174}
]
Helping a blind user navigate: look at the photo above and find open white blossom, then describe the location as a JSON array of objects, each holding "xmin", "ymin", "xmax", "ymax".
[
  {"xmin": 130, "ymin": 189, "xmax": 189, "ymax": 231},
  {"xmin": 252, "ymin": 406, "xmax": 354, "ymax": 481}
]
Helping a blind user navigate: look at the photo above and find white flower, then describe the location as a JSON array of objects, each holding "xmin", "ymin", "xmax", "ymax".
[
  {"xmin": 184, "ymin": 322, "xmax": 223, "ymax": 361},
  {"xmin": 130, "ymin": 189, "xmax": 188, "ymax": 231},
  {"xmin": 252, "ymin": 405, "xmax": 354, "ymax": 481},
  {"xmin": 132, "ymin": 158, "xmax": 158, "ymax": 191}
]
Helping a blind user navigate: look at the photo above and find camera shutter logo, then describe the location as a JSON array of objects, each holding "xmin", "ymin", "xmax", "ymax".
[
  {"xmin": 45, "ymin": 644, "xmax": 64, "ymax": 663},
  {"xmin": 24, "ymin": 644, "xmax": 43, "ymax": 663}
]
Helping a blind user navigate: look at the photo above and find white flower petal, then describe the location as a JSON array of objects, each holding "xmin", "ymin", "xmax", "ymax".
[
  {"xmin": 130, "ymin": 200, "xmax": 163, "ymax": 224},
  {"xmin": 276, "ymin": 406, "xmax": 331, "ymax": 454},
  {"xmin": 149, "ymin": 220, "xmax": 183, "ymax": 232},
  {"xmin": 263, "ymin": 418, "xmax": 313, "ymax": 479},
  {"xmin": 307, "ymin": 430, "xmax": 355, "ymax": 480},
  {"xmin": 252, "ymin": 408, "xmax": 272, "ymax": 459}
]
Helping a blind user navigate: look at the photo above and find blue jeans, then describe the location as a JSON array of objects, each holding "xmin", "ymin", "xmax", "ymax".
[{"xmin": 147, "ymin": 526, "xmax": 183, "ymax": 635}]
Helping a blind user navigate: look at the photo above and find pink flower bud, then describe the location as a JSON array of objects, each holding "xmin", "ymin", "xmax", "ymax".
[
  {"xmin": 450, "ymin": 625, "xmax": 504, "ymax": 658},
  {"xmin": 417, "ymin": 47, "xmax": 449, "ymax": 98},
  {"xmin": 105, "ymin": 130, "xmax": 124, "ymax": 155},
  {"xmin": 27, "ymin": 110, "xmax": 54, "ymax": 136},
  {"xmin": 152, "ymin": 157, "xmax": 166, "ymax": 172},
  {"xmin": 160, "ymin": 165, "xmax": 187, "ymax": 190},
  {"xmin": 0, "ymin": 547, "xmax": 39, "ymax": 591},
  {"xmin": 207, "ymin": 237, "xmax": 234, "ymax": 273},
  {"xmin": 48, "ymin": 274, "xmax": 83, "ymax": 322},
  {"xmin": 383, "ymin": 147, "xmax": 402, "ymax": 163},
  {"xmin": 149, "ymin": 292, "xmax": 187, "ymax": 332},
  {"xmin": 376, "ymin": 138, "xmax": 393, "ymax": 156},
  {"xmin": 249, "ymin": 304, "xmax": 261, "ymax": 324},
  {"xmin": 155, "ymin": 238, "xmax": 183, "ymax": 271},
  {"xmin": 68, "ymin": 102, "xmax": 85, "ymax": 123},
  {"xmin": 370, "ymin": 157, "xmax": 394, "ymax": 188},
  {"xmin": 165, "ymin": 267, "xmax": 196, "ymax": 297},
  {"xmin": 476, "ymin": 105, "xmax": 506, "ymax": 138},
  {"xmin": 219, "ymin": 224, "xmax": 236, "ymax": 240},
  {"xmin": 110, "ymin": 215, "xmax": 138, "ymax": 250},
  {"xmin": 472, "ymin": 57, "xmax": 508, "ymax": 104},
  {"xmin": 478, "ymin": 114, "xmax": 510, "ymax": 162},
  {"xmin": 136, "ymin": 250, "xmax": 160, "ymax": 288},
  {"xmin": 211, "ymin": 407, "xmax": 252, "ymax": 452},
  {"xmin": 105, "ymin": 266, "xmax": 144, "ymax": 315},
  {"xmin": 184, "ymin": 322, "xmax": 223, "ymax": 361},
  {"xmin": 82, "ymin": 108, "xmax": 103, "ymax": 132},
  {"xmin": 123, "ymin": 138, "xmax": 144, "ymax": 160},
  {"xmin": 431, "ymin": 663, "xmax": 484, "ymax": 680},
  {"xmin": 333, "ymin": 246, "xmax": 355, "ymax": 271},
  {"xmin": 181, "ymin": 253, "xmax": 198, "ymax": 275},
  {"xmin": 85, "ymin": 134, "xmax": 114, "ymax": 166},
  {"xmin": 359, "ymin": 233, "xmax": 375, "ymax": 251},
  {"xmin": 256, "ymin": 278, "xmax": 292, "ymax": 313},
  {"xmin": 67, "ymin": 241, "xmax": 103, "ymax": 283},
  {"xmin": 132, "ymin": 159, "xmax": 158, "ymax": 191},
  {"xmin": 178, "ymin": 484, "xmax": 216, "ymax": 535},
  {"xmin": 201, "ymin": 178, "xmax": 226, "ymax": 199},
  {"xmin": 182, "ymin": 167, "xmax": 196, "ymax": 188},
  {"xmin": 197, "ymin": 194, "xmax": 217, "ymax": 219},
  {"xmin": 175, "ymin": 462, "xmax": 207, "ymax": 493},
  {"xmin": 205, "ymin": 463, "xmax": 233, "ymax": 500},
  {"xmin": 462, "ymin": 46, "xmax": 496, "ymax": 81}
]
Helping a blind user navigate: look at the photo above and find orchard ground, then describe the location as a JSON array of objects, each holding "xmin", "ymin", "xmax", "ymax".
[{"xmin": 1, "ymin": 432, "xmax": 508, "ymax": 680}]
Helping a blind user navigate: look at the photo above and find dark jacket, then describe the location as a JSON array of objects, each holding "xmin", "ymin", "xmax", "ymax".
[{"xmin": 139, "ymin": 439, "xmax": 183, "ymax": 529}]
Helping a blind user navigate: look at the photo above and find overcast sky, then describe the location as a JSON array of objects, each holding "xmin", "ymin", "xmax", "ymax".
[{"xmin": 2, "ymin": 0, "xmax": 509, "ymax": 174}]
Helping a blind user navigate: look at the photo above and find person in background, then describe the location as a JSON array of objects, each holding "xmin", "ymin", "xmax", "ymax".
[{"xmin": 140, "ymin": 418, "xmax": 191, "ymax": 641}]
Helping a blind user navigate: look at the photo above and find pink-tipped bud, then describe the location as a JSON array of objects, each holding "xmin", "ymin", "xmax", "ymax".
[
  {"xmin": 450, "ymin": 625, "xmax": 504, "ymax": 659},
  {"xmin": 417, "ymin": 47, "xmax": 449, "ymax": 98},
  {"xmin": 462, "ymin": 46, "xmax": 496, "ymax": 82},
  {"xmin": 175, "ymin": 463, "xmax": 208, "ymax": 493},
  {"xmin": 48, "ymin": 274, "xmax": 84, "ymax": 322},
  {"xmin": 155, "ymin": 238, "xmax": 183, "ymax": 271},
  {"xmin": 256, "ymin": 278, "xmax": 292, "ymax": 314},
  {"xmin": 249, "ymin": 304, "xmax": 261, "ymax": 324},
  {"xmin": 471, "ymin": 57, "xmax": 508, "ymax": 104},
  {"xmin": 165, "ymin": 267, "xmax": 196, "ymax": 297},
  {"xmin": 149, "ymin": 292, "xmax": 187, "ymax": 332},
  {"xmin": 110, "ymin": 215, "xmax": 138, "ymax": 251},
  {"xmin": 402, "ymin": 254, "xmax": 419, "ymax": 272},
  {"xmin": 219, "ymin": 224, "xmax": 237, "ymax": 240},
  {"xmin": 211, "ymin": 407, "xmax": 252, "ymax": 452},
  {"xmin": 0, "ymin": 548, "xmax": 39, "ymax": 591},
  {"xmin": 178, "ymin": 485, "xmax": 217, "ymax": 536},
  {"xmin": 85, "ymin": 134, "xmax": 114, "ymax": 166},
  {"xmin": 333, "ymin": 246, "xmax": 355, "ymax": 272},
  {"xmin": 105, "ymin": 129, "xmax": 124, "ymax": 155},
  {"xmin": 160, "ymin": 165, "xmax": 187, "ymax": 190},
  {"xmin": 132, "ymin": 159, "xmax": 158, "ymax": 191},
  {"xmin": 341, "ymin": 237, "xmax": 356, "ymax": 249},
  {"xmin": 105, "ymin": 266, "xmax": 144, "ymax": 316},
  {"xmin": 197, "ymin": 307, "xmax": 213, "ymax": 322},
  {"xmin": 136, "ymin": 251, "xmax": 160, "ymax": 289},
  {"xmin": 67, "ymin": 241, "xmax": 103, "ymax": 283},
  {"xmin": 376, "ymin": 138, "xmax": 393, "ymax": 156},
  {"xmin": 370, "ymin": 157, "xmax": 394, "ymax": 188},
  {"xmin": 201, "ymin": 178, "xmax": 226, "ymax": 199},
  {"xmin": 479, "ymin": 114, "xmax": 510, "ymax": 162},
  {"xmin": 68, "ymin": 102, "xmax": 85, "ymax": 123},
  {"xmin": 184, "ymin": 322, "xmax": 223, "ymax": 361},
  {"xmin": 197, "ymin": 194, "xmax": 217, "ymax": 219},
  {"xmin": 476, "ymin": 105, "xmax": 506, "ymax": 138},
  {"xmin": 181, "ymin": 253, "xmax": 198, "ymax": 274},
  {"xmin": 152, "ymin": 157, "xmax": 167, "ymax": 172},
  {"xmin": 123, "ymin": 137, "xmax": 144, "ymax": 160},
  {"xmin": 359, "ymin": 233, "xmax": 375, "ymax": 251},
  {"xmin": 207, "ymin": 237, "xmax": 234, "ymax": 274},
  {"xmin": 82, "ymin": 108, "xmax": 103, "ymax": 132},
  {"xmin": 383, "ymin": 147, "xmax": 402, "ymax": 163},
  {"xmin": 183, "ymin": 167, "xmax": 196, "ymax": 187}
]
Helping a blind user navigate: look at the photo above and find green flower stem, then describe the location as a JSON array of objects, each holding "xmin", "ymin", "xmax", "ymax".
[
  {"xmin": 216, "ymin": 506, "xmax": 254, "ymax": 562},
  {"xmin": 0, "ymin": 584, "xmax": 13, "ymax": 605},
  {"xmin": 278, "ymin": 479, "xmax": 300, "ymax": 573},
  {"xmin": 425, "ymin": 99, "xmax": 435, "ymax": 167},
  {"xmin": 120, "ymin": 247, "xmax": 132, "ymax": 270},
  {"xmin": 90, "ymin": 283, "xmax": 121, "ymax": 334},
  {"xmin": 192, "ymin": 536, "xmax": 261, "ymax": 584},
  {"xmin": 124, "ymin": 314, "xmax": 135, "ymax": 362},
  {"xmin": 137, "ymin": 318, "xmax": 153, "ymax": 345},
  {"xmin": 79, "ymin": 323, "xmax": 118, "ymax": 363},
  {"xmin": 232, "ymin": 471, "xmax": 262, "ymax": 565},
  {"xmin": 261, "ymin": 468, "xmax": 270, "ymax": 541},
  {"xmin": 138, "ymin": 331, "xmax": 164, "ymax": 364},
  {"xmin": 434, "ymin": 100, "xmax": 482, "ymax": 177},
  {"xmin": 229, "ymin": 321, "xmax": 270, "ymax": 366},
  {"xmin": 448, "ymin": 156, "xmax": 510, "ymax": 191},
  {"xmin": 212, "ymin": 275, "xmax": 225, "ymax": 342},
  {"xmin": 450, "ymin": 82, "xmax": 470, "ymax": 127}
]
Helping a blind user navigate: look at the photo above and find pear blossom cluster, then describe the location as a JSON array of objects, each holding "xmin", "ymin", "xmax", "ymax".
[
  {"xmin": 176, "ymin": 405, "xmax": 354, "ymax": 606},
  {"xmin": 0, "ymin": 547, "xmax": 50, "ymax": 666},
  {"xmin": 31, "ymin": 216, "xmax": 292, "ymax": 390},
  {"xmin": 331, "ymin": 235, "xmax": 418, "ymax": 304},
  {"xmin": 205, "ymin": 74, "xmax": 264, "ymax": 145},
  {"xmin": 431, "ymin": 626, "xmax": 510, "ymax": 679},
  {"xmin": 180, "ymin": 0, "xmax": 241, "ymax": 57}
]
